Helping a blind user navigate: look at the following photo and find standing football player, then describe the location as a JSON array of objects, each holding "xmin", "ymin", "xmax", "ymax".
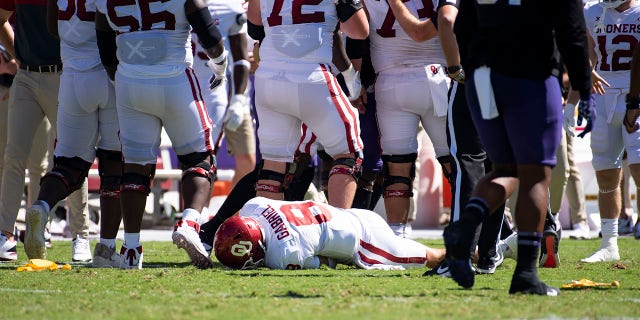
[
  {"xmin": 95, "ymin": 0, "xmax": 227, "ymax": 269},
  {"xmin": 443, "ymin": 0, "xmax": 593, "ymax": 295},
  {"xmin": 576, "ymin": 0, "xmax": 640, "ymax": 262},
  {"xmin": 190, "ymin": 0, "xmax": 256, "ymax": 188},
  {"xmin": 31, "ymin": 0, "xmax": 124, "ymax": 266},
  {"xmin": 247, "ymin": 0, "xmax": 368, "ymax": 209}
]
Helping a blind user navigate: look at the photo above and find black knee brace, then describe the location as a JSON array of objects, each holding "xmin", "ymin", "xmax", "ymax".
[
  {"xmin": 96, "ymin": 149, "xmax": 123, "ymax": 198},
  {"xmin": 41, "ymin": 156, "xmax": 92, "ymax": 194},
  {"xmin": 381, "ymin": 153, "xmax": 417, "ymax": 198},
  {"xmin": 255, "ymin": 159, "xmax": 299, "ymax": 193},
  {"xmin": 328, "ymin": 154, "xmax": 362, "ymax": 182},
  {"xmin": 121, "ymin": 172, "xmax": 153, "ymax": 195},
  {"xmin": 178, "ymin": 151, "xmax": 217, "ymax": 183}
]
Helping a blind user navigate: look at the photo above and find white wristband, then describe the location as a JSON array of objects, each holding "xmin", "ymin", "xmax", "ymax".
[
  {"xmin": 233, "ymin": 59, "xmax": 251, "ymax": 68},
  {"xmin": 210, "ymin": 49, "xmax": 228, "ymax": 64}
]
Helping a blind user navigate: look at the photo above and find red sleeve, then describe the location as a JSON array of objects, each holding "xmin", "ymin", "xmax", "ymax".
[{"xmin": 0, "ymin": 0, "xmax": 16, "ymax": 12}]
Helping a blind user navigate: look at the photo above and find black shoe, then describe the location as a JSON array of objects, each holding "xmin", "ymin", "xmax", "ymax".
[
  {"xmin": 476, "ymin": 250, "xmax": 504, "ymax": 274},
  {"xmin": 509, "ymin": 271, "xmax": 559, "ymax": 296},
  {"xmin": 539, "ymin": 228, "xmax": 559, "ymax": 268},
  {"xmin": 423, "ymin": 260, "xmax": 451, "ymax": 277},
  {"xmin": 443, "ymin": 221, "xmax": 475, "ymax": 288}
]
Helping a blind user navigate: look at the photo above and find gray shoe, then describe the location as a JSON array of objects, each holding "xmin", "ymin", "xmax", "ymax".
[
  {"xmin": 25, "ymin": 201, "xmax": 49, "ymax": 259},
  {"xmin": 92, "ymin": 243, "xmax": 120, "ymax": 268}
]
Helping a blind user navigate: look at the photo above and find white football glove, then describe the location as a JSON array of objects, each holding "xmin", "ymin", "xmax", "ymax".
[
  {"xmin": 341, "ymin": 64, "xmax": 361, "ymax": 101},
  {"xmin": 207, "ymin": 50, "xmax": 228, "ymax": 91},
  {"xmin": 224, "ymin": 94, "xmax": 249, "ymax": 132},
  {"xmin": 563, "ymin": 103, "xmax": 576, "ymax": 137}
]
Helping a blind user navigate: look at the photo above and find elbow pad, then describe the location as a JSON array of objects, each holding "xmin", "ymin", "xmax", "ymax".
[
  {"xmin": 96, "ymin": 29, "xmax": 118, "ymax": 68},
  {"xmin": 336, "ymin": 0, "xmax": 363, "ymax": 23},
  {"xmin": 248, "ymin": 20, "xmax": 265, "ymax": 43},
  {"xmin": 187, "ymin": 7, "xmax": 223, "ymax": 49}
]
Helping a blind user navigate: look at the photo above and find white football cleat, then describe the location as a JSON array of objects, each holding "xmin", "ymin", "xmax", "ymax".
[
  {"xmin": 120, "ymin": 244, "xmax": 143, "ymax": 269},
  {"xmin": 580, "ymin": 247, "xmax": 620, "ymax": 263},
  {"xmin": 172, "ymin": 219, "xmax": 214, "ymax": 269}
]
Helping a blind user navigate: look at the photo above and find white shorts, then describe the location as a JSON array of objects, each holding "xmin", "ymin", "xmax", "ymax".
[
  {"xmin": 375, "ymin": 65, "xmax": 450, "ymax": 157},
  {"xmin": 254, "ymin": 62, "xmax": 362, "ymax": 162},
  {"xmin": 348, "ymin": 208, "xmax": 429, "ymax": 270},
  {"xmin": 55, "ymin": 68, "xmax": 119, "ymax": 162},
  {"xmin": 590, "ymin": 89, "xmax": 640, "ymax": 171},
  {"xmin": 115, "ymin": 69, "xmax": 214, "ymax": 164}
]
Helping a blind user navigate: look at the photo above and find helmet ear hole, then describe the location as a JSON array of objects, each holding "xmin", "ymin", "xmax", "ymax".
[{"xmin": 213, "ymin": 216, "xmax": 266, "ymax": 269}]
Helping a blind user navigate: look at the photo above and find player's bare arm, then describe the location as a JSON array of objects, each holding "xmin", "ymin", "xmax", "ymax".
[
  {"xmin": 437, "ymin": 3, "xmax": 464, "ymax": 83},
  {"xmin": 386, "ymin": 0, "xmax": 437, "ymax": 42},
  {"xmin": 338, "ymin": 0, "xmax": 369, "ymax": 40},
  {"xmin": 587, "ymin": 33, "xmax": 610, "ymax": 95},
  {"xmin": 95, "ymin": 13, "xmax": 118, "ymax": 80},
  {"xmin": 247, "ymin": 0, "xmax": 262, "ymax": 26},
  {"xmin": 229, "ymin": 32, "xmax": 250, "ymax": 95}
]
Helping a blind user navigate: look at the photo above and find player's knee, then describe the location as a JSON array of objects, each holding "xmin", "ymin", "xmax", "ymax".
[
  {"xmin": 41, "ymin": 156, "xmax": 92, "ymax": 194},
  {"xmin": 381, "ymin": 153, "xmax": 417, "ymax": 198},
  {"xmin": 329, "ymin": 153, "xmax": 363, "ymax": 182},
  {"xmin": 96, "ymin": 148, "xmax": 123, "ymax": 176},
  {"xmin": 256, "ymin": 160, "xmax": 286, "ymax": 193},
  {"xmin": 178, "ymin": 151, "xmax": 217, "ymax": 183},
  {"xmin": 121, "ymin": 171, "xmax": 153, "ymax": 195}
]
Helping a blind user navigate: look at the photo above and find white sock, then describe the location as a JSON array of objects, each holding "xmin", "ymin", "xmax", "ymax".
[
  {"xmin": 182, "ymin": 208, "xmax": 201, "ymax": 222},
  {"xmin": 124, "ymin": 233, "xmax": 140, "ymax": 248},
  {"xmin": 100, "ymin": 238, "xmax": 116, "ymax": 249},
  {"xmin": 601, "ymin": 218, "xmax": 618, "ymax": 249}
]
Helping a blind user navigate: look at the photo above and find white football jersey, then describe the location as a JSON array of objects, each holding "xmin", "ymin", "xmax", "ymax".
[
  {"xmin": 239, "ymin": 197, "xmax": 361, "ymax": 269},
  {"xmin": 57, "ymin": 0, "xmax": 102, "ymax": 71},
  {"xmin": 258, "ymin": 0, "xmax": 338, "ymax": 65},
  {"xmin": 239, "ymin": 197, "xmax": 431, "ymax": 270},
  {"xmin": 585, "ymin": 2, "xmax": 640, "ymax": 89},
  {"xmin": 366, "ymin": 0, "xmax": 445, "ymax": 72},
  {"xmin": 95, "ymin": 0, "xmax": 193, "ymax": 78}
]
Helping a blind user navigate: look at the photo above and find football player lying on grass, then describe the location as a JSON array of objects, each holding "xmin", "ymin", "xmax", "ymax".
[{"xmin": 212, "ymin": 197, "xmax": 446, "ymax": 270}]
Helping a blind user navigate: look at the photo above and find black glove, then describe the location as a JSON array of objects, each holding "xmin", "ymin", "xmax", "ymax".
[{"xmin": 577, "ymin": 95, "xmax": 595, "ymax": 138}]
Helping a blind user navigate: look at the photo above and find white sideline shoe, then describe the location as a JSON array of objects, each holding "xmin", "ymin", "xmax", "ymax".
[
  {"xmin": 581, "ymin": 247, "xmax": 620, "ymax": 263},
  {"xmin": 72, "ymin": 237, "xmax": 92, "ymax": 262},
  {"xmin": 92, "ymin": 243, "xmax": 121, "ymax": 268},
  {"xmin": 25, "ymin": 201, "xmax": 49, "ymax": 259},
  {"xmin": 570, "ymin": 222, "xmax": 592, "ymax": 239},
  {"xmin": 172, "ymin": 219, "xmax": 213, "ymax": 269},
  {"xmin": 0, "ymin": 234, "xmax": 17, "ymax": 261},
  {"xmin": 498, "ymin": 233, "xmax": 518, "ymax": 261}
]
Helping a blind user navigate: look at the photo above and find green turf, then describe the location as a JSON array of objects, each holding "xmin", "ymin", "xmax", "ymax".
[{"xmin": 1, "ymin": 237, "xmax": 639, "ymax": 319}]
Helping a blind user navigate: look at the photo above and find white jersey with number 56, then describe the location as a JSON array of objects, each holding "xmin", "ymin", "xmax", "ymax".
[{"xmin": 95, "ymin": 0, "xmax": 194, "ymax": 79}]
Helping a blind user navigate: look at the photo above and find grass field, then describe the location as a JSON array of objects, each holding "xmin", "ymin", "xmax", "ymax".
[{"xmin": 1, "ymin": 237, "xmax": 639, "ymax": 319}]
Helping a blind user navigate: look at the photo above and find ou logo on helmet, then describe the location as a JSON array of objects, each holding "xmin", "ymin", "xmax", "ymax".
[{"xmin": 231, "ymin": 241, "xmax": 253, "ymax": 256}]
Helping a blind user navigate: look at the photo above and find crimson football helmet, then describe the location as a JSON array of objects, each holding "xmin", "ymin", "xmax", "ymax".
[{"xmin": 213, "ymin": 216, "xmax": 266, "ymax": 269}]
